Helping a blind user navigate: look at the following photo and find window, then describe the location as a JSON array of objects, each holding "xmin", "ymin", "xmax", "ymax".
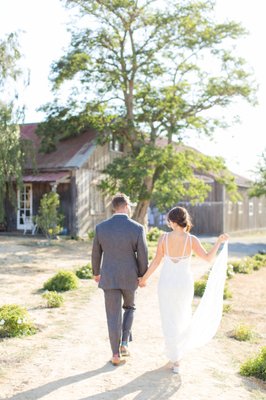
[
  {"xmin": 159, "ymin": 214, "xmax": 167, "ymax": 225},
  {"xmin": 249, "ymin": 202, "xmax": 254, "ymax": 216},
  {"xmin": 109, "ymin": 136, "xmax": 124, "ymax": 152},
  {"xmin": 238, "ymin": 201, "xmax": 243, "ymax": 214},
  {"xmin": 258, "ymin": 202, "xmax": 263, "ymax": 214}
]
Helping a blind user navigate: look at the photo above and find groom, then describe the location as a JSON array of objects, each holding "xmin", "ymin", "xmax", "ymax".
[{"xmin": 91, "ymin": 193, "xmax": 148, "ymax": 365}]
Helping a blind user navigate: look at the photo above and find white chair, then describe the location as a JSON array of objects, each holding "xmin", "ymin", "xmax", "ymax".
[{"xmin": 22, "ymin": 214, "xmax": 37, "ymax": 235}]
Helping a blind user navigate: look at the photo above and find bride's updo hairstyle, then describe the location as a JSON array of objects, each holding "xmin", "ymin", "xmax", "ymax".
[{"xmin": 167, "ymin": 206, "xmax": 192, "ymax": 232}]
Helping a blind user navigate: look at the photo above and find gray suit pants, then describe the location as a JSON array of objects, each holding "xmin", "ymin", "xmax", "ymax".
[{"xmin": 103, "ymin": 289, "xmax": 136, "ymax": 356}]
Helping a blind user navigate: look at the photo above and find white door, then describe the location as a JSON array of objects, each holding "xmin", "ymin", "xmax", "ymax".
[{"xmin": 17, "ymin": 184, "xmax": 33, "ymax": 230}]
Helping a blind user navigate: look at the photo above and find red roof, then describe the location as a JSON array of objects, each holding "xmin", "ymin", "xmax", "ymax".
[{"xmin": 20, "ymin": 123, "xmax": 96, "ymax": 170}]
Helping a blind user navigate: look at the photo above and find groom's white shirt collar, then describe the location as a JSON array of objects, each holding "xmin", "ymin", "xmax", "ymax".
[{"xmin": 113, "ymin": 213, "xmax": 128, "ymax": 216}]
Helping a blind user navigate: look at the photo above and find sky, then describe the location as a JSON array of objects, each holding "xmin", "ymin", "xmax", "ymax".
[{"xmin": 0, "ymin": 0, "xmax": 266, "ymax": 180}]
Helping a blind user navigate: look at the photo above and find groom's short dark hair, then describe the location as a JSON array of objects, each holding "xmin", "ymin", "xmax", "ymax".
[{"xmin": 112, "ymin": 193, "xmax": 131, "ymax": 210}]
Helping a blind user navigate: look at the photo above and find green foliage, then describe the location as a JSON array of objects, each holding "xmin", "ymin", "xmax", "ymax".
[
  {"xmin": 35, "ymin": 192, "xmax": 64, "ymax": 241},
  {"xmin": 194, "ymin": 277, "xmax": 232, "ymax": 299},
  {"xmin": 0, "ymin": 33, "xmax": 22, "ymax": 88},
  {"xmin": 229, "ymin": 256, "xmax": 264, "ymax": 274},
  {"xmin": 42, "ymin": 291, "xmax": 64, "ymax": 308},
  {"xmin": 99, "ymin": 145, "xmax": 239, "ymax": 214},
  {"xmin": 252, "ymin": 253, "xmax": 266, "ymax": 268},
  {"xmin": 194, "ymin": 279, "xmax": 207, "ymax": 297},
  {"xmin": 75, "ymin": 263, "xmax": 93, "ymax": 279},
  {"xmin": 223, "ymin": 304, "xmax": 232, "ymax": 314},
  {"xmin": 147, "ymin": 241, "xmax": 158, "ymax": 260},
  {"xmin": 38, "ymin": 0, "xmax": 256, "ymax": 223},
  {"xmin": 0, "ymin": 33, "xmax": 33, "ymax": 226},
  {"xmin": 231, "ymin": 324, "xmax": 254, "ymax": 341},
  {"xmin": 43, "ymin": 270, "xmax": 79, "ymax": 292},
  {"xmin": 0, "ymin": 304, "xmax": 36, "ymax": 338},
  {"xmin": 223, "ymin": 283, "xmax": 232, "ymax": 299},
  {"xmin": 240, "ymin": 346, "xmax": 266, "ymax": 381},
  {"xmin": 87, "ymin": 230, "xmax": 95, "ymax": 240},
  {"xmin": 146, "ymin": 227, "xmax": 163, "ymax": 242},
  {"xmin": 249, "ymin": 151, "xmax": 266, "ymax": 198},
  {"xmin": 226, "ymin": 263, "xmax": 235, "ymax": 279}
]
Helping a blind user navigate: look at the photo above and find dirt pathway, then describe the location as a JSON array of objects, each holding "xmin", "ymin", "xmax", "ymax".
[{"xmin": 0, "ymin": 235, "xmax": 266, "ymax": 400}]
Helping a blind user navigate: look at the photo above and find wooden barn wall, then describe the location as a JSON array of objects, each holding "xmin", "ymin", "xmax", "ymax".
[
  {"xmin": 75, "ymin": 144, "xmax": 120, "ymax": 236},
  {"xmin": 184, "ymin": 202, "xmax": 224, "ymax": 235},
  {"xmin": 224, "ymin": 188, "xmax": 266, "ymax": 233},
  {"xmin": 32, "ymin": 182, "xmax": 74, "ymax": 235},
  {"xmin": 148, "ymin": 181, "xmax": 225, "ymax": 235}
]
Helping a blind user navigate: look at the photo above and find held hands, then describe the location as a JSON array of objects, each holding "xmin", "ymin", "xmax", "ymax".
[
  {"xmin": 93, "ymin": 275, "xmax": 101, "ymax": 283},
  {"xmin": 138, "ymin": 277, "xmax": 147, "ymax": 288},
  {"xmin": 217, "ymin": 233, "xmax": 229, "ymax": 244}
]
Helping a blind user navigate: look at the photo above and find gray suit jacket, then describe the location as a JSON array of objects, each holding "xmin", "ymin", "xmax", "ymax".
[{"xmin": 91, "ymin": 214, "xmax": 148, "ymax": 290}]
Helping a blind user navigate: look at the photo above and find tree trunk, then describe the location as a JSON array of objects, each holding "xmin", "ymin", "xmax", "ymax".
[{"xmin": 132, "ymin": 199, "xmax": 150, "ymax": 227}]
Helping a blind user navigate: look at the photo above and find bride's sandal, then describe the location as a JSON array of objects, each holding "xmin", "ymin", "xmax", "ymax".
[{"xmin": 172, "ymin": 362, "xmax": 180, "ymax": 374}]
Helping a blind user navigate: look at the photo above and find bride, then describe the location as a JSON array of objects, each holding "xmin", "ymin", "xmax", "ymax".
[{"xmin": 139, "ymin": 206, "xmax": 229, "ymax": 374}]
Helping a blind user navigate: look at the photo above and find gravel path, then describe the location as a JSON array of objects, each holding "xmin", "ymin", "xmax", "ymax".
[{"xmin": 0, "ymin": 234, "xmax": 266, "ymax": 400}]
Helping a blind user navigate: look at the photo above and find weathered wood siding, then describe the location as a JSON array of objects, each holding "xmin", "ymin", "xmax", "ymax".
[
  {"xmin": 224, "ymin": 188, "xmax": 266, "ymax": 233},
  {"xmin": 75, "ymin": 143, "xmax": 122, "ymax": 236},
  {"xmin": 149, "ymin": 183, "xmax": 266, "ymax": 236}
]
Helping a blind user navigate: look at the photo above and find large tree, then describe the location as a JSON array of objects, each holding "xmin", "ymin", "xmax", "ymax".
[
  {"xmin": 37, "ymin": 0, "xmax": 256, "ymax": 223},
  {"xmin": 0, "ymin": 33, "xmax": 30, "ymax": 227}
]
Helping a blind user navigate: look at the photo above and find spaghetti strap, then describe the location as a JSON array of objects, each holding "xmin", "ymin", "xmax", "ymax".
[
  {"xmin": 165, "ymin": 233, "xmax": 169, "ymax": 256},
  {"xmin": 189, "ymin": 234, "xmax": 192, "ymax": 256},
  {"xmin": 182, "ymin": 234, "xmax": 189, "ymax": 257}
]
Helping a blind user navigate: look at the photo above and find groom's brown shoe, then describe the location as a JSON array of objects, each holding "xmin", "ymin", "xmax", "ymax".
[{"xmin": 111, "ymin": 355, "xmax": 126, "ymax": 366}]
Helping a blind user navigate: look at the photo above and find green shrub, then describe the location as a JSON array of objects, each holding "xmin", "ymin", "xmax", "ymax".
[
  {"xmin": 35, "ymin": 192, "xmax": 64, "ymax": 241},
  {"xmin": 223, "ymin": 283, "xmax": 232, "ymax": 299},
  {"xmin": 42, "ymin": 291, "xmax": 64, "ymax": 308},
  {"xmin": 253, "ymin": 253, "xmax": 266, "ymax": 265},
  {"xmin": 226, "ymin": 263, "xmax": 235, "ymax": 279},
  {"xmin": 240, "ymin": 346, "xmax": 266, "ymax": 381},
  {"xmin": 87, "ymin": 230, "xmax": 95, "ymax": 240},
  {"xmin": 76, "ymin": 263, "xmax": 93, "ymax": 279},
  {"xmin": 231, "ymin": 324, "xmax": 254, "ymax": 341},
  {"xmin": 43, "ymin": 270, "xmax": 79, "ymax": 292},
  {"xmin": 146, "ymin": 227, "xmax": 162, "ymax": 242},
  {"xmin": 231, "ymin": 258, "xmax": 254, "ymax": 274},
  {"xmin": 223, "ymin": 304, "xmax": 232, "ymax": 314},
  {"xmin": 229, "ymin": 259, "xmax": 242, "ymax": 273},
  {"xmin": 194, "ymin": 279, "xmax": 207, "ymax": 297},
  {"xmin": 0, "ymin": 304, "xmax": 36, "ymax": 338},
  {"xmin": 194, "ymin": 278, "xmax": 232, "ymax": 299}
]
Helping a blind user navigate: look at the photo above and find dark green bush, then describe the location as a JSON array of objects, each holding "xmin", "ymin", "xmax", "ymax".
[
  {"xmin": 43, "ymin": 270, "xmax": 79, "ymax": 292},
  {"xmin": 0, "ymin": 304, "xmax": 36, "ymax": 338},
  {"xmin": 76, "ymin": 263, "xmax": 93, "ymax": 279},
  {"xmin": 42, "ymin": 291, "xmax": 64, "ymax": 308},
  {"xmin": 240, "ymin": 346, "xmax": 266, "ymax": 381}
]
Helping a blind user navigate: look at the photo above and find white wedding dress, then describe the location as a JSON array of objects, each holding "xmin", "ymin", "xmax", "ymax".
[{"xmin": 158, "ymin": 233, "xmax": 228, "ymax": 362}]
